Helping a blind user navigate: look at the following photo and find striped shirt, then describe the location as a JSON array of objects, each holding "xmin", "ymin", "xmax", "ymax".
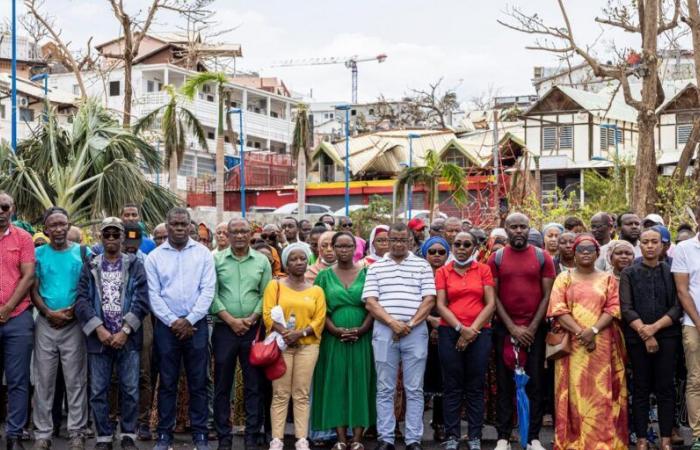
[{"xmin": 362, "ymin": 252, "xmax": 436, "ymax": 321}]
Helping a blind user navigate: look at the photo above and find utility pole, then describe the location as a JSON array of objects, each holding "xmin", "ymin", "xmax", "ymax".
[{"xmin": 492, "ymin": 109, "xmax": 500, "ymax": 213}]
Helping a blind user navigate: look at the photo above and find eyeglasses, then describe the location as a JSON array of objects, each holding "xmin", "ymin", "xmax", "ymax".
[
  {"xmin": 0, "ymin": 204, "xmax": 11, "ymax": 212},
  {"xmin": 102, "ymin": 231, "xmax": 121, "ymax": 240},
  {"xmin": 453, "ymin": 241, "xmax": 473, "ymax": 249},
  {"xmin": 340, "ymin": 222, "xmax": 353, "ymax": 228},
  {"xmin": 388, "ymin": 238, "xmax": 409, "ymax": 244},
  {"xmin": 427, "ymin": 248, "xmax": 447, "ymax": 256},
  {"xmin": 575, "ymin": 244, "xmax": 597, "ymax": 254}
]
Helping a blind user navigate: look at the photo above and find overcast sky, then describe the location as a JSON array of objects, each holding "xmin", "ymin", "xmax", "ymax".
[{"xmin": 3, "ymin": 0, "xmax": 658, "ymax": 103}]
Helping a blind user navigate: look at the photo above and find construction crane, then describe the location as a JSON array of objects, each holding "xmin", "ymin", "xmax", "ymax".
[{"xmin": 271, "ymin": 54, "xmax": 387, "ymax": 103}]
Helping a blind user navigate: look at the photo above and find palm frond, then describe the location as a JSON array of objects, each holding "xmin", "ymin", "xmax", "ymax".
[
  {"xmin": 181, "ymin": 72, "xmax": 228, "ymax": 100},
  {"xmin": 179, "ymin": 107, "xmax": 208, "ymax": 152},
  {"xmin": 133, "ymin": 105, "xmax": 166, "ymax": 135}
]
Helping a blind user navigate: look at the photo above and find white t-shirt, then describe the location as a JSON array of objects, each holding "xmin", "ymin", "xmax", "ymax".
[{"xmin": 671, "ymin": 234, "xmax": 700, "ymax": 327}]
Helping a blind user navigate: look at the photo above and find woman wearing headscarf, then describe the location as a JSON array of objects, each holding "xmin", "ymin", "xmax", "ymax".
[
  {"xmin": 542, "ymin": 223, "xmax": 564, "ymax": 258},
  {"xmin": 436, "ymin": 231, "xmax": 495, "ymax": 450},
  {"xmin": 606, "ymin": 239, "xmax": 636, "ymax": 280},
  {"xmin": 421, "ymin": 236, "xmax": 451, "ymax": 442},
  {"xmin": 306, "ymin": 231, "xmax": 336, "ymax": 283},
  {"xmin": 547, "ymin": 234, "xmax": 627, "ymax": 449},
  {"xmin": 362, "ymin": 225, "xmax": 390, "ymax": 266},
  {"xmin": 620, "ymin": 227, "xmax": 681, "ymax": 450},
  {"xmin": 263, "ymin": 243, "xmax": 327, "ymax": 450}
]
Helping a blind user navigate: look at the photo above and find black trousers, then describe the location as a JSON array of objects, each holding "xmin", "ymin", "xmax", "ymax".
[
  {"xmin": 493, "ymin": 323, "xmax": 546, "ymax": 443},
  {"xmin": 627, "ymin": 336, "xmax": 678, "ymax": 438},
  {"xmin": 212, "ymin": 322, "xmax": 262, "ymax": 443}
]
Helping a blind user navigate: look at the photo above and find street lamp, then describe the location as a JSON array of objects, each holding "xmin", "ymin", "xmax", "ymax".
[
  {"xmin": 406, "ymin": 132, "xmax": 421, "ymax": 220},
  {"xmin": 228, "ymin": 107, "xmax": 246, "ymax": 217},
  {"xmin": 11, "ymin": 0, "xmax": 17, "ymax": 152},
  {"xmin": 30, "ymin": 73, "xmax": 49, "ymax": 121},
  {"xmin": 335, "ymin": 104, "xmax": 352, "ymax": 216}
]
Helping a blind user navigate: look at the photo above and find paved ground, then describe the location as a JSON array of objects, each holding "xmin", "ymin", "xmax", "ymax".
[{"xmin": 25, "ymin": 418, "xmax": 697, "ymax": 450}]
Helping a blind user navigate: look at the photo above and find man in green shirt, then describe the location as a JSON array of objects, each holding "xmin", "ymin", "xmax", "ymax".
[{"xmin": 210, "ymin": 218, "xmax": 272, "ymax": 450}]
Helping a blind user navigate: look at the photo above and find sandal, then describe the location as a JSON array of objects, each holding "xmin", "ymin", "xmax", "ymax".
[
  {"xmin": 350, "ymin": 443, "xmax": 364, "ymax": 450},
  {"xmin": 331, "ymin": 443, "xmax": 347, "ymax": 450}
]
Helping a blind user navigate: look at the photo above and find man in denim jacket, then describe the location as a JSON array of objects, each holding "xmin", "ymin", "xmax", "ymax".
[{"xmin": 75, "ymin": 217, "xmax": 149, "ymax": 450}]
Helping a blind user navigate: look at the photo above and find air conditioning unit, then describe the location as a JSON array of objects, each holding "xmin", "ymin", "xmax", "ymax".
[{"xmin": 19, "ymin": 97, "xmax": 29, "ymax": 107}]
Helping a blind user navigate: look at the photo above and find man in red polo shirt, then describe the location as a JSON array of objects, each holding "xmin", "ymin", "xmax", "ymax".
[
  {"xmin": 487, "ymin": 213, "xmax": 555, "ymax": 450},
  {"xmin": 0, "ymin": 192, "xmax": 36, "ymax": 450}
]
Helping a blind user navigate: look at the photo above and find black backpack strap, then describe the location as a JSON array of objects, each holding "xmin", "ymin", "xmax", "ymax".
[
  {"xmin": 534, "ymin": 246, "xmax": 545, "ymax": 270},
  {"xmin": 494, "ymin": 248, "xmax": 504, "ymax": 269}
]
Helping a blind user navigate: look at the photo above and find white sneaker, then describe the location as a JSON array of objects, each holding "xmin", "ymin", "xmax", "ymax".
[
  {"xmin": 295, "ymin": 438, "xmax": 310, "ymax": 450},
  {"xmin": 495, "ymin": 440, "xmax": 511, "ymax": 450},
  {"xmin": 527, "ymin": 440, "xmax": 546, "ymax": 450},
  {"xmin": 269, "ymin": 438, "xmax": 284, "ymax": 450}
]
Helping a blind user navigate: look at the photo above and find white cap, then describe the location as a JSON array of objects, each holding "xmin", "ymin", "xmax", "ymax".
[{"xmin": 643, "ymin": 213, "xmax": 664, "ymax": 226}]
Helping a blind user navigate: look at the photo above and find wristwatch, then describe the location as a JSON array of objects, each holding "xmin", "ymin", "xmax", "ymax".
[
  {"xmin": 302, "ymin": 329, "xmax": 308, "ymax": 337},
  {"xmin": 407, "ymin": 320, "xmax": 415, "ymax": 329},
  {"xmin": 121, "ymin": 325, "xmax": 132, "ymax": 335},
  {"xmin": 591, "ymin": 326, "xmax": 600, "ymax": 335},
  {"xmin": 454, "ymin": 324, "xmax": 463, "ymax": 333}
]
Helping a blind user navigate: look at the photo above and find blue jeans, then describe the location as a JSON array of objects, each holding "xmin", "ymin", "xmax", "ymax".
[
  {"xmin": 89, "ymin": 349, "xmax": 140, "ymax": 442},
  {"xmin": 154, "ymin": 319, "xmax": 209, "ymax": 442},
  {"xmin": 372, "ymin": 321, "xmax": 428, "ymax": 445},
  {"xmin": 0, "ymin": 309, "xmax": 33, "ymax": 437},
  {"xmin": 438, "ymin": 326, "xmax": 492, "ymax": 440}
]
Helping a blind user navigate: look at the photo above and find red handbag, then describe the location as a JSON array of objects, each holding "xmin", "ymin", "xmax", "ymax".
[{"xmin": 249, "ymin": 281, "xmax": 282, "ymax": 367}]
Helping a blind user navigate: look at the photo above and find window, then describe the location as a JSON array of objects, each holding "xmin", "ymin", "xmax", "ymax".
[
  {"xmin": 178, "ymin": 155, "xmax": 195, "ymax": 177},
  {"xmin": 147, "ymin": 80, "xmax": 155, "ymax": 93},
  {"xmin": 19, "ymin": 108, "xmax": 34, "ymax": 122},
  {"xmin": 542, "ymin": 125, "xmax": 573, "ymax": 151},
  {"xmin": 600, "ymin": 126, "xmax": 623, "ymax": 149},
  {"xmin": 0, "ymin": 104, "xmax": 5, "ymax": 119},
  {"xmin": 541, "ymin": 173, "xmax": 558, "ymax": 202},
  {"xmin": 109, "ymin": 81, "xmax": 120, "ymax": 97},
  {"xmin": 443, "ymin": 148, "xmax": 467, "ymax": 167},
  {"xmin": 351, "ymin": 109, "xmax": 357, "ymax": 116},
  {"xmin": 207, "ymin": 131, "xmax": 215, "ymax": 140},
  {"xmin": 270, "ymin": 111, "xmax": 279, "ymax": 118},
  {"xmin": 72, "ymin": 85, "xmax": 80, "ymax": 96},
  {"xmin": 307, "ymin": 205, "xmax": 328, "ymax": 213},
  {"xmin": 196, "ymin": 157, "xmax": 215, "ymax": 176},
  {"xmin": 677, "ymin": 113, "xmax": 696, "ymax": 146},
  {"xmin": 368, "ymin": 108, "xmax": 375, "ymax": 116}
]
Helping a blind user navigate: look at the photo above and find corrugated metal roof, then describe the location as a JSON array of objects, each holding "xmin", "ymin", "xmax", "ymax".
[
  {"xmin": 0, "ymin": 73, "xmax": 77, "ymax": 105},
  {"xmin": 312, "ymin": 129, "xmax": 455, "ymax": 175},
  {"xmin": 557, "ymin": 85, "xmax": 638, "ymax": 123}
]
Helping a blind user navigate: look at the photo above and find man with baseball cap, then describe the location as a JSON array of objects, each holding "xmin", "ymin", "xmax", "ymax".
[
  {"xmin": 408, "ymin": 218, "xmax": 427, "ymax": 252},
  {"xmin": 643, "ymin": 214, "xmax": 665, "ymax": 229},
  {"xmin": 75, "ymin": 217, "xmax": 149, "ymax": 450}
]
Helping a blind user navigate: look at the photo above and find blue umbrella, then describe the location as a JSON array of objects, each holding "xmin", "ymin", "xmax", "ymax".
[{"xmin": 512, "ymin": 338, "xmax": 530, "ymax": 449}]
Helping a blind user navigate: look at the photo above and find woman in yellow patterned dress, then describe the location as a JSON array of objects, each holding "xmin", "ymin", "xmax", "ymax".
[{"xmin": 547, "ymin": 234, "xmax": 628, "ymax": 450}]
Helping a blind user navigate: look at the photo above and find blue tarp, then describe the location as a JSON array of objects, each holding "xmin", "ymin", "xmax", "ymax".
[{"xmin": 224, "ymin": 155, "xmax": 241, "ymax": 170}]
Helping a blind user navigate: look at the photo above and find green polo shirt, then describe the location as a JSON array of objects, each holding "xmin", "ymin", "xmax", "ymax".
[{"xmin": 211, "ymin": 247, "xmax": 272, "ymax": 319}]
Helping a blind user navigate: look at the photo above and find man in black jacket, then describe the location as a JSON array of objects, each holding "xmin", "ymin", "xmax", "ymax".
[{"xmin": 75, "ymin": 217, "xmax": 149, "ymax": 450}]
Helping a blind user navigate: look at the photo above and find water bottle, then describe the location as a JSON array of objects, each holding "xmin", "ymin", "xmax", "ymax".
[{"xmin": 287, "ymin": 313, "xmax": 296, "ymax": 330}]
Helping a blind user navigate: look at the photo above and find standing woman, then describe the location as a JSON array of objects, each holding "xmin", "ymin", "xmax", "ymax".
[
  {"xmin": 435, "ymin": 232, "xmax": 495, "ymax": 450},
  {"xmin": 263, "ymin": 243, "xmax": 327, "ymax": 450},
  {"xmin": 362, "ymin": 225, "xmax": 390, "ymax": 266},
  {"xmin": 542, "ymin": 223, "xmax": 563, "ymax": 258},
  {"xmin": 312, "ymin": 232, "xmax": 375, "ymax": 450},
  {"xmin": 620, "ymin": 228, "xmax": 681, "ymax": 450},
  {"xmin": 306, "ymin": 231, "xmax": 337, "ymax": 283},
  {"xmin": 553, "ymin": 231, "xmax": 576, "ymax": 275},
  {"xmin": 607, "ymin": 240, "xmax": 636, "ymax": 280},
  {"xmin": 420, "ymin": 236, "xmax": 451, "ymax": 442},
  {"xmin": 547, "ymin": 234, "xmax": 627, "ymax": 449}
]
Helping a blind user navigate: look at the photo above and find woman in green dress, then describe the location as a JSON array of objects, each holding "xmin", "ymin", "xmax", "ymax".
[{"xmin": 312, "ymin": 231, "xmax": 376, "ymax": 450}]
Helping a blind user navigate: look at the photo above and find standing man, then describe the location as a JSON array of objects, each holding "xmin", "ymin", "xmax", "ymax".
[
  {"xmin": 673, "ymin": 220, "xmax": 700, "ymax": 450},
  {"xmin": 210, "ymin": 219, "xmax": 272, "ymax": 450},
  {"xmin": 153, "ymin": 224, "xmax": 168, "ymax": 247},
  {"xmin": 213, "ymin": 222, "xmax": 229, "ymax": 254},
  {"xmin": 146, "ymin": 207, "xmax": 215, "ymax": 450},
  {"xmin": 75, "ymin": 217, "xmax": 149, "ymax": 450},
  {"xmin": 596, "ymin": 212, "xmax": 642, "ymax": 270},
  {"xmin": 487, "ymin": 213, "xmax": 555, "ymax": 450},
  {"xmin": 363, "ymin": 222, "xmax": 436, "ymax": 450},
  {"xmin": 307, "ymin": 225, "xmax": 327, "ymax": 265},
  {"xmin": 298, "ymin": 219, "xmax": 313, "ymax": 243},
  {"xmin": 121, "ymin": 204, "xmax": 157, "ymax": 254},
  {"xmin": 32, "ymin": 207, "xmax": 89, "ymax": 450},
  {"xmin": 319, "ymin": 214, "xmax": 336, "ymax": 229},
  {"xmin": 280, "ymin": 217, "xmax": 301, "ymax": 245},
  {"xmin": 443, "ymin": 217, "xmax": 462, "ymax": 245},
  {"xmin": 0, "ymin": 192, "xmax": 35, "ymax": 450},
  {"xmin": 429, "ymin": 219, "xmax": 445, "ymax": 238},
  {"xmin": 590, "ymin": 212, "xmax": 613, "ymax": 247}
]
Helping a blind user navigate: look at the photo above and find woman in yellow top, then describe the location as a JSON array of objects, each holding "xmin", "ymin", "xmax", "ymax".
[{"xmin": 263, "ymin": 242, "xmax": 327, "ymax": 450}]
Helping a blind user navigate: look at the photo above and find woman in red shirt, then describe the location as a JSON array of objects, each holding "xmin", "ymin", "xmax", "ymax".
[{"xmin": 436, "ymin": 231, "xmax": 496, "ymax": 450}]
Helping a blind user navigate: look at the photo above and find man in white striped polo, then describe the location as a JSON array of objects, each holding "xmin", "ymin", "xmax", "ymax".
[{"xmin": 363, "ymin": 222, "xmax": 437, "ymax": 450}]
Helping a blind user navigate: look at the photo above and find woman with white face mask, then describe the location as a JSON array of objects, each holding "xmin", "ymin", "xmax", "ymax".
[{"xmin": 435, "ymin": 231, "xmax": 497, "ymax": 450}]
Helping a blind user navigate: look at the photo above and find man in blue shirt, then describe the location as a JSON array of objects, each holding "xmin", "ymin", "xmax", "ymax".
[
  {"xmin": 32, "ymin": 207, "xmax": 89, "ymax": 450},
  {"xmin": 145, "ymin": 207, "xmax": 215, "ymax": 450}
]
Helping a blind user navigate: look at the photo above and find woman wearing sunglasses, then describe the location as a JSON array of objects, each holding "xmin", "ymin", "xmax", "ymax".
[
  {"xmin": 547, "ymin": 234, "xmax": 627, "ymax": 450},
  {"xmin": 420, "ymin": 236, "xmax": 451, "ymax": 442},
  {"xmin": 435, "ymin": 232, "xmax": 495, "ymax": 450}
]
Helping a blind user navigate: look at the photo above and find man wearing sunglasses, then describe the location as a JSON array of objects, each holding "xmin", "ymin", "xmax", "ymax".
[
  {"xmin": 75, "ymin": 217, "xmax": 149, "ymax": 450},
  {"xmin": 32, "ymin": 207, "xmax": 91, "ymax": 450},
  {"xmin": 487, "ymin": 213, "xmax": 555, "ymax": 450},
  {"xmin": 0, "ymin": 192, "xmax": 36, "ymax": 450}
]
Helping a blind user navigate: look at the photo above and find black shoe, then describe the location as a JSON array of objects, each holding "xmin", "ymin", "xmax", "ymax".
[
  {"xmin": 137, "ymin": 424, "xmax": 153, "ymax": 441},
  {"xmin": 121, "ymin": 436, "xmax": 138, "ymax": 450},
  {"xmin": 218, "ymin": 437, "xmax": 232, "ymax": 450},
  {"xmin": 243, "ymin": 437, "xmax": 258, "ymax": 450},
  {"xmin": 405, "ymin": 443, "xmax": 422, "ymax": 450},
  {"xmin": 95, "ymin": 443, "xmax": 113, "ymax": 450},
  {"xmin": 373, "ymin": 442, "xmax": 395, "ymax": 450},
  {"xmin": 7, "ymin": 437, "xmax": 25, "ymax": 450}
]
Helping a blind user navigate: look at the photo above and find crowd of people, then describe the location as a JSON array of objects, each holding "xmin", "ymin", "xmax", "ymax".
[{"xmin": 1, "ymin": 189, "xmax": 700, "ymax": 450}]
